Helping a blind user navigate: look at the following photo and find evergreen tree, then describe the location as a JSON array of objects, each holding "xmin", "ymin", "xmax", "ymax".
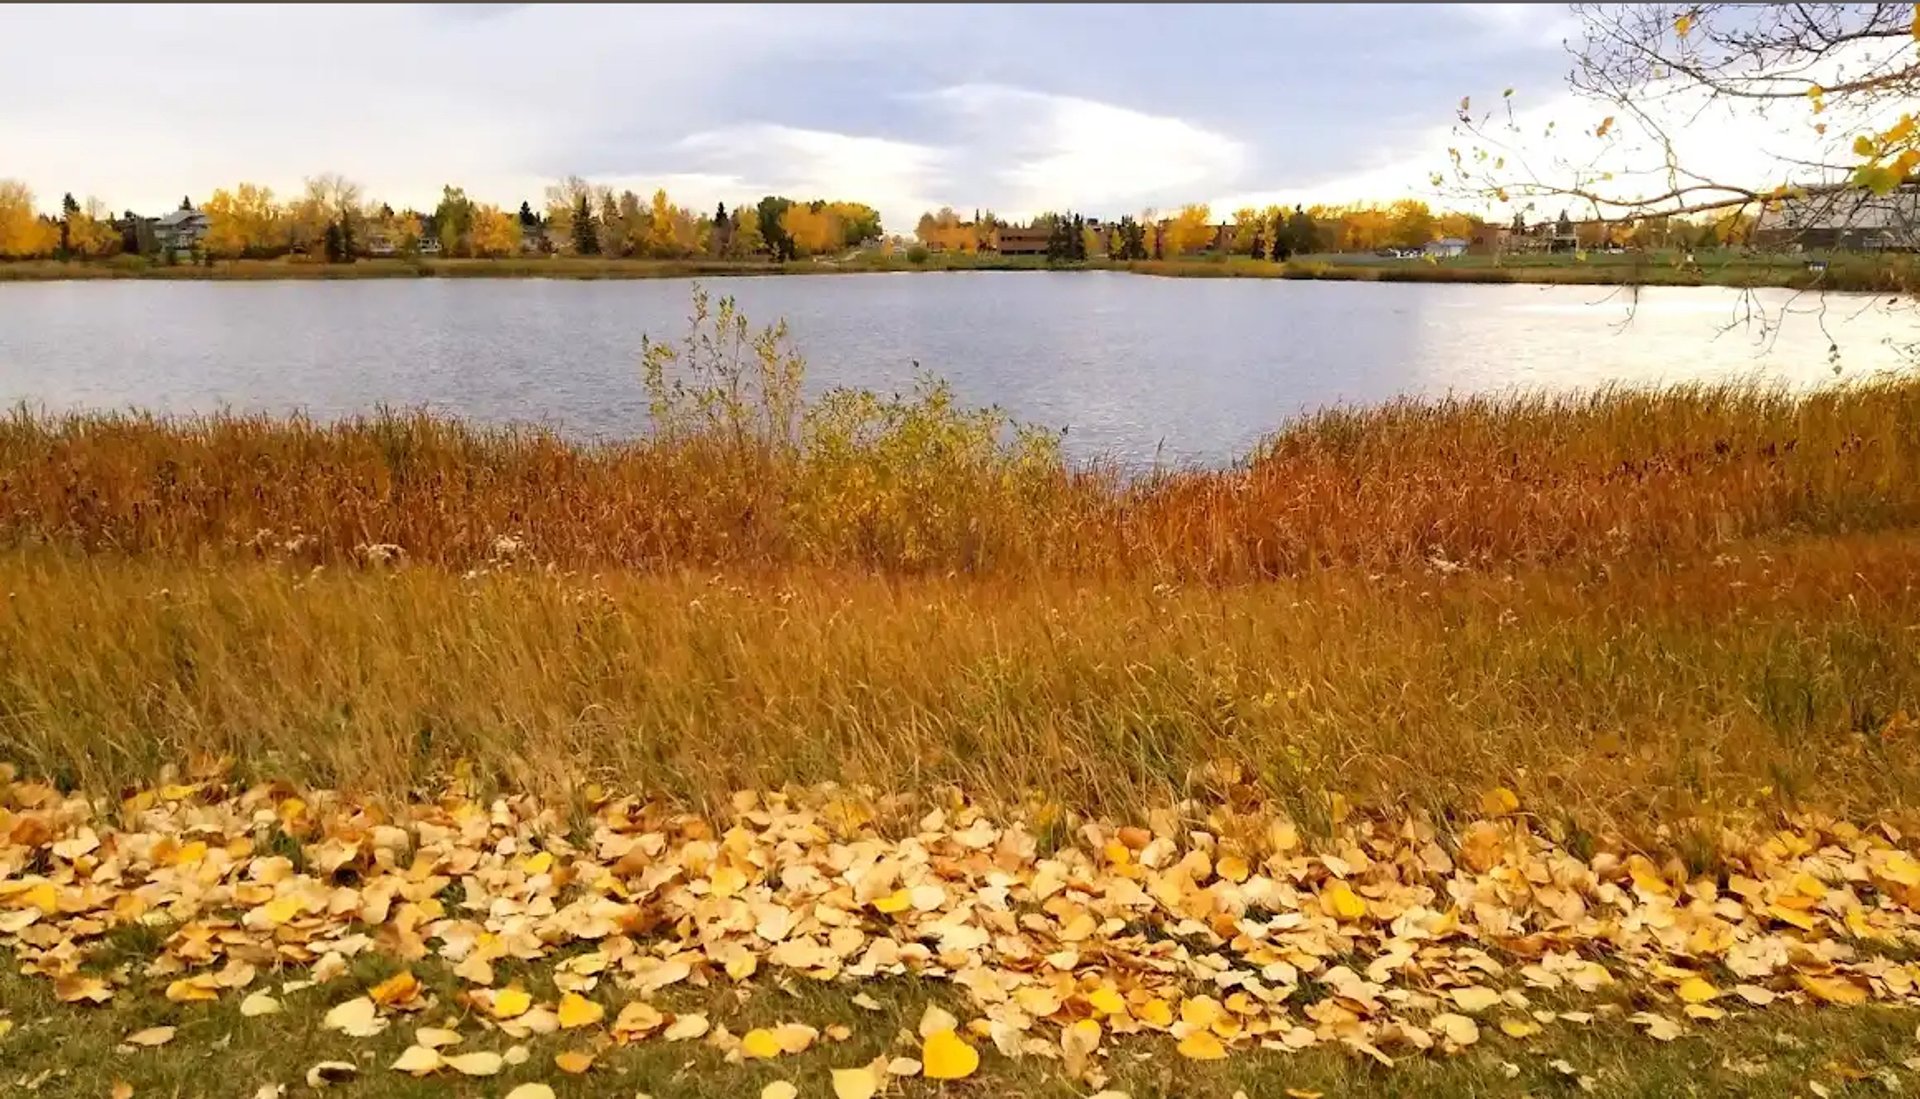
[
  {"xmin": 59, "ymin": 192, "xmax": 78, "ymax": 257},
  {"xmin": 1287, "ymin": 205, "xmax": 1317, "ymax": 254},
  {"xmin": 338, "ymin": 215, "xmax": 355, "ymax": 261},
  {"xmin": 572, "ymin": 194, "xmax": 599, "ymax": 255},
  {"xmin": 323, "ymin": 221, "xmax": 344, "ymax": 262},
  {"xmin": 179, "ymin": 196, "xmax": 193, "ymax": 211},
  {"xmin": 519, "ymin": 201, "xmax": 538, "ymax": 228},
  {"xmin": 1070, "ymin": 214, "xmax": 1086, "ymax": 261},
  {"xmin": 757, "ymin": 196, "xmax": 794, "ymax": 261}
]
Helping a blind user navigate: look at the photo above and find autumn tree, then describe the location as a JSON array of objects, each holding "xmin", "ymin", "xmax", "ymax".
[
  {"xmin": 203, "ymin": 183, "xmax": 282, "ymax": 259},
  {"xmin": 1453, "ymin": 4, "xmax": 1920, "ymax": 258},
  {"xmin": 470, "ymin": 204, "xmax": 522, "ymax": 257},
  {"xmin": 1154, "ymin": 204, "xmax": 1209, "ymax": 256},
  {"xmin": 1387, "ymin": 199, "xmax": 1437, "ymax": 248},
  {"xmin": 286, "ymin": 174, "xmax": 364, "ymax": 255},
  {"xmin": 780, "ymin": 202, "xmax": 841, "ymax": 257},
  {"xmin": 1231, "ymin": 207, "xmax": 1265, "ymax": 255},
  {"xmin": 0, "ymin": 180, "xmax": 58, "ymax": 258},
  {"xmin": 434, "ymin": 186, "xmax": 477, "ymax": 257},
  {"xmin": 63, "ymin": 197, "xmax": 119, "ymax": 259},
  {"xmin": 730, "ymin": 205, "xmax": 764, "ymax": 257},
  {"xmin": 914, "ymin": 207, "xmax": 974, "ymax": 253},
  {"xmin": 1110, "ymin": 215, "xmax": 1147, "ymax": 260}
]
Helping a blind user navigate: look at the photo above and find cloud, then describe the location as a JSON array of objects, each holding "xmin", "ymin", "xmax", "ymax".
[
  {"xmin": 920, "ymin": 84, "xmax": 1247, "ymax": 217},
  {"xmin": 657, "ymin": 125, "xmax": 945, "ymax": 224}
]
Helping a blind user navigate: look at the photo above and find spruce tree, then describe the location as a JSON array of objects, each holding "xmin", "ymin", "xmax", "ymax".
[
  {"xmin": 1071, "ymin": 214, "xmax": 1086, "ymax": 260},
  {"xmin": 572, "ymin": 194, "xmax": 599, "ymax": 255}
]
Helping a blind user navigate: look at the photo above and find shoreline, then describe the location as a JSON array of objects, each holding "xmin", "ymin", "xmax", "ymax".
[{"xmin": 0, "ymin": 251, "xmax": 1909, "ymax": 292}]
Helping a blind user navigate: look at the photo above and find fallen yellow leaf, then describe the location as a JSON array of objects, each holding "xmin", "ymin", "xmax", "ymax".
[
  {"xmin": 664, "ymin": 1013, "xmax": 710, "ymax": 1041},
  {"xmin": 1323, "ymin": 881, "xmax": 1366, "ymax": 922},
  {"xmin": 1480, "ymin": 786, "xmax": 1519, "ymax": 816},
  {"xmin": 444, "ymin": 1051, "xmax": 505, "ymax": 1077},
  {"xmin": 762, "ymin": 1084, "xmax": 798, "ymax": 1099},
  {"xmin": 390, "ymin": 1046, "xmax": 443, "ymax": 1076},
  {"xmin": 742, "ymin": 1028, "xmax": 783, "ymax": 1059},
  {"xmin": 489, "ymin": 986, "xmax": 532, "ymax": 1019},
  {"xmin": 322, "ymin": 996, "xmax": 386, "ymax": 1038},
  {"xmin": 1796, "ymin": 973, "xmax": 1868, "ymax": 1006},
  {"xmin": 504, "ymin": 1087, "xmax": 556, "ymax": 1099},
  {"xmin": 553, "ymin": 1049, "xmax": 595, "ymax": 1074},
  {"xmin": 831, "ymin": 1066, "xmax": 879, "ymax": 1099},
  {"xmin": 369, "ymin": 970, "xmax": 422, "ymax": 1008},
  {"xmin": 124, "ymin": 1026, "xmax": 175, "ymax": 1047},
  {"xmin": 923, "ymin": 1028, "xmax": 981, "ymax": 1079},
  {"xmin": 1450, "ymin": 986, "xmax": 1501, "ymax": 1014},
  {"xmin": 1176, "ymin": 1031, "xmax": 1228, "ymax": 1060},
  {"xmin": 1676, "ymin": 976, "xmax": 1719, "ymax": 1004},
  {"xmin": 557, "ymin": 992, "xmax": 604, "ymax": 1029}
]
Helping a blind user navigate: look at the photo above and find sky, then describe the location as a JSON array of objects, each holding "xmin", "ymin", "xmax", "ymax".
[{"xmin": 0, "ymin": 3, "xmax": 1835, "ymax": 231}]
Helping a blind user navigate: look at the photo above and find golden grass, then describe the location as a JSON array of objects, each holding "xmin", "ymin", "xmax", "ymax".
[
  {"xmin": 5, "ymin": 374, "xmax": 1918, "ymax": 579},
  {"xmin": 3, "ymin": 295, "xmax": 1916, "ymax": 831},
  {"xmin": 4, "ymin": 530, "xmax": 1916, "ymax": 830}
]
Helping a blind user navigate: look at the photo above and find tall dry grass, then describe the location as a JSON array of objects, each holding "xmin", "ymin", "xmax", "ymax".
[
  {"xmin": 3, "ymin": 291, "xmax": 1916, "ymax": 579},
  {"xmin": 2, "ymin": 533, "xmax": 1915, "ymax": 830}
]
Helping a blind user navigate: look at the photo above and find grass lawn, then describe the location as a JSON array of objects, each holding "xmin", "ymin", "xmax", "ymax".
[{"xmin": 7, "ymin": 963, "xmax": 1919, "ymax": 1097}]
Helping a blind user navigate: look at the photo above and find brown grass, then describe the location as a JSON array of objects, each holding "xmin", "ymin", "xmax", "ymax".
[{"xmin": 5, "ymin": 375, "xmax": 1917, "ymax": 579}]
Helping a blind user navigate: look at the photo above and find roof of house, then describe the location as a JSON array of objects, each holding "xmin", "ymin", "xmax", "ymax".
[{"xmin": 155, "ymin": 209, "xmax": 206, "ymax": 228}]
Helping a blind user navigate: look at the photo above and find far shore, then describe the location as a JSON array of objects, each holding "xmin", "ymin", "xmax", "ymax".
[{"xmin": 0, "ymin": 249, "xmax": 1909, "ymax": 292}]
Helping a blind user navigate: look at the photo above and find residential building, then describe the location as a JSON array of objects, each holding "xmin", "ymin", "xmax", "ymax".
[
  {"xmin": 152, "ymin": 208, "xmax": 209, "ymax": 254},
  {"xmin": 993, "ymin": 225, "xmax": 1051, "ymax": 255},
  {"xmin": 1754, "ymin": 184, "xmax": 1920, "ymax": 251}
]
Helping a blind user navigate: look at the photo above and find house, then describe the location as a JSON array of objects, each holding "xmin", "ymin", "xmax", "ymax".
[
  {"xmin": 1424, "ymin": 237, "xmax": 1468, "ymax": 258},
  {"xmin": 1468, "ymin": 225, "xmax": 1509, "ymax": 255},
  {"xmin": 992, "ymin": 225, "xmax": 1051, "ymax": 255},
  {"xmin": 152, "ymin": 208, "xmax": 209, "ymax": 254},
  {"xmin": 1754, "ymin": 184, "xmax": 1920, "ymax": 251}
]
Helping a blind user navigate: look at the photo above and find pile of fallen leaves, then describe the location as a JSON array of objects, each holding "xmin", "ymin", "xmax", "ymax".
[{"xmin": 5, "ymin": 766, "xmax": 1920, "ymax": 1092}]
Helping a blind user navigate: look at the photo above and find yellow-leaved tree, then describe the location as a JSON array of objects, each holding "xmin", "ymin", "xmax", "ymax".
[
  {"xmin": 66, "ymin": 198, "xmax": 120, "ymax": 258},
  {"xmin": 203, "ymin": 183, "xmax": 282, "ymax": 258},
  {"xmin": 1164, "ymin": 204, "xmax": 1214, "ymax": 256},
  {"xmin": 729, "ymin": 205, "xmax": 764, "ymax": 257},
  {"xmin": 469, "ymin": 204, "xmax": 521, "ymax": 257},
  {"xmin": 0, "ymin": 180, "xmax": 58, "ymax": 258},
  {"xmin": 780, "ymin": 203, "xmax": 842, "ymax": 257},
  {"xmin": 1231, "ymin": 207, "xmax": 1265, "ymax": 253}
]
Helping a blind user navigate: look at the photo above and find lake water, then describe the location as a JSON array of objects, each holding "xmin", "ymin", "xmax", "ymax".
[{"xmin": 0, "ymin": 272, "xmax": 1910, "ymax": 465}]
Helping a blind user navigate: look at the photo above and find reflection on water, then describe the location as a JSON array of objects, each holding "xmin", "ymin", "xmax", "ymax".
[{"xmin": 0, "ymin": 272, "xmax": 1907, "ymax": 466}]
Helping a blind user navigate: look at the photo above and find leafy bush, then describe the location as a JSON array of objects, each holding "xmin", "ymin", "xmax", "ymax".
[{"xmin": 905, "ymin": 244, "xmax": 930, "ymax": 264}]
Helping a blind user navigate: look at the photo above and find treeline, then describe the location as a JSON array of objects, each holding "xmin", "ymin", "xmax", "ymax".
[
  {"xmin": 0, "ymin": 175, "xmax": 883, "ymax": 262},
  {"xmin": 914, "ymin": 199, "xmax": 1760, "ymax": 259}
]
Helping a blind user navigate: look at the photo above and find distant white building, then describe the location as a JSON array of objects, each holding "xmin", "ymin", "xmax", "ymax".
[
  {"xmin": 1754, "ymin": 184, "xmax": 1920, "ymax": 251},
  {"xmin": 1424, "ymin": 237, "xmax": 1468, "ymax": 258}
]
